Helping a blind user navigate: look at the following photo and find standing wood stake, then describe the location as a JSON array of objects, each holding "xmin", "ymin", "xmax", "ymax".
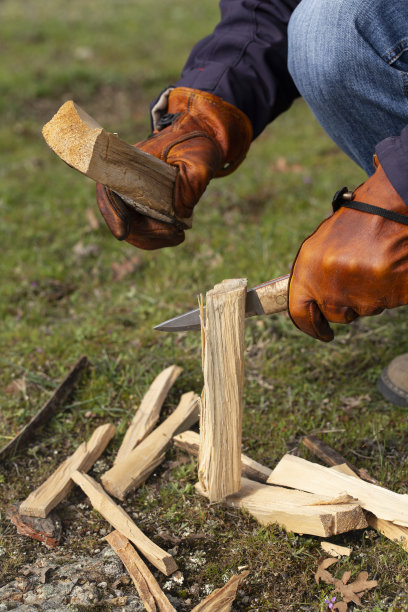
[
  {"xmin": 199, "ymin": 279, "xmax": 247, "ymax": 502},
  {"xmin": 115, "ymin": 365, "xmax": 182, "ymax": 463},
  {"xmin": 71, "ymin": 471, "xmax": 177, "ymax": 575},
  {"xmin": 20, "ymin": 423, "xmax": 115, "ymax": 518},
  {"xmin": 106, "ymin": 530, "xmax": 176, "ymax": 612},
  {"xmin": 102, "ymin": 392, "xmax": 199, "ymax": 500}
]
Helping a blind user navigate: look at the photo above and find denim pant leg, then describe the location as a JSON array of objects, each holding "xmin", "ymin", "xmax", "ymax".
[{"xmin": 287, "ymin": 0, "xmax": 408, "ymax": 175}]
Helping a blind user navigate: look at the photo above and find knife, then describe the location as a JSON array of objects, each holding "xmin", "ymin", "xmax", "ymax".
[{"xmin": 155, "ymin": 274, "xmax": 290, "ymax": 332}]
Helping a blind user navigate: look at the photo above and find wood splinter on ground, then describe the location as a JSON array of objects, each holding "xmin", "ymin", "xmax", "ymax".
[
  {"xmin": 115, "ymin": 364, "xmax": 182, "ymax": 464},
  {"xmin": 190, "ymin": 570, "xmax": 250, "ymax": 611},
  {"xmin": 102, "ymin": 391, "xmax": 199, "ymax": 500},
  {"xmin": 42, "ymin": 101, "xmax": 191, "ymax": 227},
  {"xmin": 71, "ymin": 470, "xmax": 177, "ymax": 576},
  {"xmin": 198, "ymin": 278, "xmax": 247, "ymax": 502},
  {"xmin": 320, "ymin": 541, "xmax": 352, "ymax": 557},
  {"xmin": 106, "ymin": 530, "xmax": 176, "ymax": 612},
  {"xmin": 19, "ymin": 423, "xmax": 115, "ymax": 518}
]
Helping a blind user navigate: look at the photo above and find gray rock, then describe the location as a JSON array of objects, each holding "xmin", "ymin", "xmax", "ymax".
[
  {"xmin": 1, "ymin": 547, "xmax": 138, "ymax": 611},
  {"xmin": 69, "ymin": 583, "xmax": 98, "ymax": 605}
]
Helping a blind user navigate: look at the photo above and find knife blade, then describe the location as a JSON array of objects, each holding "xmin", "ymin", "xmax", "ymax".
[{"xmin": 155, "ymin": 274, "xmax": 290, "ymax": 332}]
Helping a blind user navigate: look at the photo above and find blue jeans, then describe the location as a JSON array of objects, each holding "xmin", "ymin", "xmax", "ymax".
[{"xmin": 287, "ymin": 0, "xmax": 408, "ymax": 175}]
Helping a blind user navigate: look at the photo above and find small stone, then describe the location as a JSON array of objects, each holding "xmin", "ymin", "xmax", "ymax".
[
  {"xmin": 97, "ymin": 581, "xmax": 107, "ymax": 588},
  {"xmin": 172, "ymin": 571, "xmax": 184, "ymax": 585}
]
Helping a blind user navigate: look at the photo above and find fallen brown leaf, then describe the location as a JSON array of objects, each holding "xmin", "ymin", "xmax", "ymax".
[
  {"xmin": 86, "ymin": 207, "xmax": 100, "ymax": 230},
  {"xmin": 315, "ymin": 558, "xmax": 378, "ymax": 609},
  {"xmin": 5, "ymin": 378, "xmax": 27, "ymax": 399},
  {"xmin": 111, "ymin": 255, "xmax": 143, "ymax": 281}
]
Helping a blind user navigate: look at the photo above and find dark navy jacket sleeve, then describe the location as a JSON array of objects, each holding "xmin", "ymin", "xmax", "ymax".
[
  {"xmin": 174, "ymin": 0, "xmax": 301, "ymax": 139},
  {"xmin": 376, "ymin": 126, "xmax": 408, "ymax": 209}
]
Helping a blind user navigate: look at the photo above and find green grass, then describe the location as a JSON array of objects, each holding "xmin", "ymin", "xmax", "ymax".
[{"xmin": 1, "ymin": 0, "xmax": 408, "ymax": 609}]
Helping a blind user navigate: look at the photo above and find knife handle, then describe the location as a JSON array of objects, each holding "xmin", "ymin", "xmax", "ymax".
[{"xmin": 254, "ymin": 274, "xmax": 290, "ymax": 315}]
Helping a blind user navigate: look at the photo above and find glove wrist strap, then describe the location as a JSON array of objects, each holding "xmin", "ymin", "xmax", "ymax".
[{"xmin": 332, "ymin": 187, "xmax": 408, "ymax": 226}]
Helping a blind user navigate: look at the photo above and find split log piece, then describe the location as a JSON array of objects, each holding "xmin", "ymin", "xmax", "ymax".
[
  {"xmin": 0, "ymin": 356, "xmax": 89, "ymax": 459},
  {"xmin": 320, "ymin": 542, "xmax": 352, "ymax": 557},
  {"xmin": 191, "ymin": 570, "xmax": 250, "ymax": 612},
  {"xmin": 105, "ymin": 530, "xmax": 176, "ymax": 612},
  {"xmin": 196, "ymin": 477, "xmax": 367, "ymax": 537},
  {"xmin": 173, "ymin": 430, "xmax": 272, "ymax": 483},
  {"xmin": 6, "ymin": 504, "xmax": 61, "ymax": 548},
  {"xmin": 115, "ymin": 365, "xmax": 182, "ymax": 463},
  {"xmin": 331, "ymin": 463, "xmax": 408, "ymax": 552},
  {"xmin": 267, "ymin": 454, "xmax": 408, "ymax": 526},
  {"xmin": 71, "ymin": 471, "xmax": 177, "ymax": 575},
  {"xmin": 301, "ymin": 436, "xmax": 408, "ymax": 551},
  {"xmin": 302, "ymin": 434, "xmax": 380, "ymax": 485},
  {"xmin": 19, "ymin": 423, "xmax": 115, "ymax": 518},
  {"xmin": 199, "ymin": 278, "xmax": 247, "ymax": 502},
  {"xmin": 42, "ymin": 101, "xmax": 191, "ymax": 227},
  {"xmin": 102, "ymin": 392, "xmax": 199, "ymax": 500}
]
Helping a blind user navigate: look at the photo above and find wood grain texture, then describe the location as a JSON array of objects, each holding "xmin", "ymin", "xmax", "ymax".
[
  {"xmin": 20, "ymin": 423, "xmax": 115, "ymax": 518},
  {"xmin": 199, "ymin": 279, "xmax": 247, "ymax": 502},
  {"xmin": 268, "ymin": 454, "xmax": 408, "ymax": 526},
  {"xmin": 102, "ymin": 392, "xmax": 199, "ymax": 500},
  {"xmin": 42, "ymin": 101, "xmax": 191, "ymax": 227},
  {"xmin": 105, "ymin": 530, "xmax": 176, "ymax": 612},
  {"xmin": 115, "ymin": 365, "xmax": 182, "ymax": 464},
  {"xmin": 0, "ymin": 356, "xmax": 89, "ymax": 459},
  {"xmin": 191, "ymin": 571, "xmax": 249, "ymax": 612},
  {"xmin": 173, "ymin": 430, "xmax": 272, "ymax": 483},
  {"xmin": 196, "ymin": 478, "xmax": 367, "ymax": 537},
  {"xmin": 71, "ymin": 471, "xmax": 177, "ymax": 575}
]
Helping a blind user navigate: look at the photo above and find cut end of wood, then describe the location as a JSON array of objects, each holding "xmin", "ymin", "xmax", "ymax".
[{"xmin": 42, "ymin": 101, "xmax": 103, "ymax": 174}]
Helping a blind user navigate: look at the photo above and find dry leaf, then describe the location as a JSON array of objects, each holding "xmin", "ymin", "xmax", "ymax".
[
  {"xmin": 315, "ymin": 558, "xmax": 378, "ymax": 608},
  {"xmin": 333, "ymin": 602, "xmax": 347, "ymax": 612},
  {"xmin": 111, "ymin": 255, "xmax": 142, "ymax": 281},
  {"xmin": 315, "ymin": 557, "xmax": 338, "ymax": 585},
  {"xmin": 72, "ymin": 241, "xmax": 99, "ymax": 259},
  {"xmin": 86, "ymin": 207, "xmax": 100, "ymax": 230},
  {"xmin": 340, "ymin": 394, "xmax": 370, "ymax": 412},
  {"xmin": 5, "ymin": 378, "xmax": 27, "ymax": 399}
]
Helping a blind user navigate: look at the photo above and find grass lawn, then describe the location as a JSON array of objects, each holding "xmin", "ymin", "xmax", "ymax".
[{"xmin": 1, "ymin": 1, "xmax": 408, "ymax": 610}]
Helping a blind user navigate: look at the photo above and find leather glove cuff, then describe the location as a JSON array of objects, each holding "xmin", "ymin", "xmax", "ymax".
[{"xmin": 156, "ymin": 87, "xmax": 253, "ymax": 177}]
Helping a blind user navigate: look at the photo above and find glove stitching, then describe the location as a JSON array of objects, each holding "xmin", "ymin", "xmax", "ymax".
[{"xmin": 162, "ymin": 131, "xmax": 222, "ymax": 162}]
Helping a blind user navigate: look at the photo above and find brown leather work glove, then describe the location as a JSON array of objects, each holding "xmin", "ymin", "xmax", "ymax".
[
  {"xmin": 96, "ymin": 87, "xmax": 252, "ymax": 250},
  {"xmin": 289, "ymin": 161, "xmax": 408, "ymax": 341}
]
